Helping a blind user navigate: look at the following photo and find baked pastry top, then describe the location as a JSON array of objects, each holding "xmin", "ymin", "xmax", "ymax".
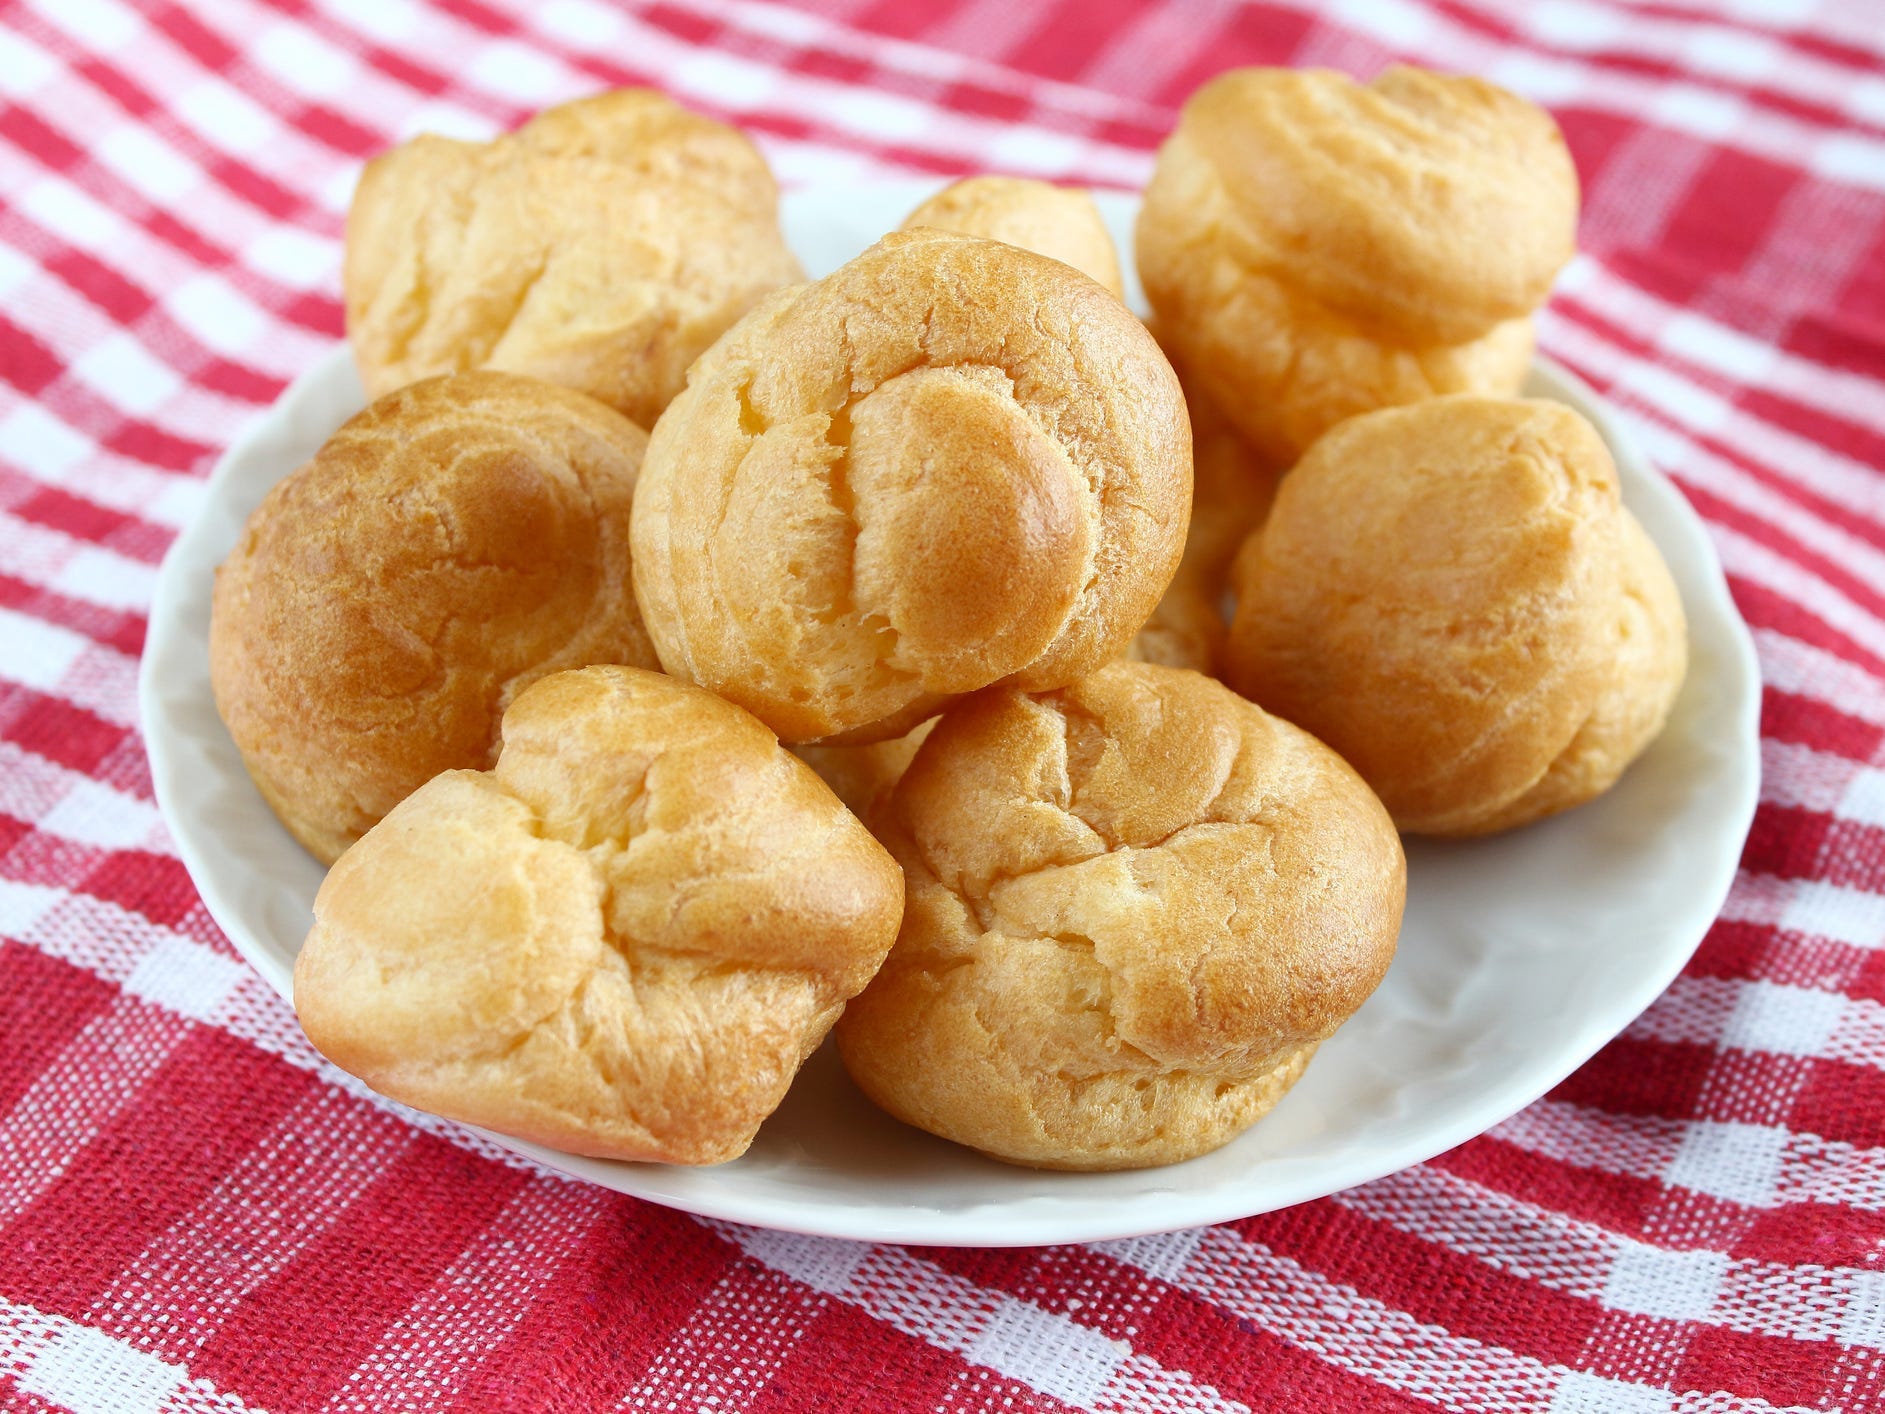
[
  {"xmin": 345, "ymin": 89, "xmax": 804, "ymax": 430},
  {"xmin": 801, "ymin": 350, "xmax": 1240, "ymax": 793},
  {"xmin": 903, "ymin": 175, "xmax": 1125, "ymax": 298},
  {"xmin": 835, "ymin": 661, "xmax": 1404, "ymax": 1170},
  {"xmin": 294, "ymin": 665, "xmax": 904, "ymax": 1165},
  {"xmin": 1174, "ymin": 66, "xmax": 1576, "ymax": 341},
  {"xmin": 1136, "ymin": 65, "xmax": 1574, "ymax": 467},
  {"xmin": 210, "ymin": 371, "xmax": 657, "ymax": 864},
  {"xmin": 1224, "ymin": 395, "xmax": 1684, "ymax": 835},
  {"xmin": 631, "ymin": 228, "xmax": 1192, "ymax": 744}
]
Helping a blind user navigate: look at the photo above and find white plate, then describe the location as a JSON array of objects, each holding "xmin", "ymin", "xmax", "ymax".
[{"xmin": 140, "ymin": 184, "xmax": 1761, "ymax": 1246}]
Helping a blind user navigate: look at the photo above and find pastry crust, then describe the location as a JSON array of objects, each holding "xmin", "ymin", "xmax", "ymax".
[
  {"xmin": 1467, "ymin": 508, "xmax": 1687, "ymax": 832},
  {"xmin": 1121, "ymin": 577, "xmax": 1222, "ymax": 675},
  {"xmin": 1136, "ymin": 66, "xmax": 1573, "ymax": 467},
  {"xmin": 903, "ymin": 176, "xmax": 1125, "ymax": 298},
  {"xmin": 345, "ymin": 89, "xmax": 804, "ymax": 430},
  {"xmin": 794, "ymin": 719, "xmax": 935, "ymax": 823},
  {"xmin": 1180, "ymin": 341, "xmax": 1288, "ymax": 587},
  {"xmin": 1225, "ymin": 395, "xmax": 1683, "ymax": 835},
  {"xmin": 1125, "ymin": 334, "xmax": 1288, "ymax": 674},
  {"xmin": 210, "ymin": 371, "xmax": 658, "ymax": 864},
  {"xmin": 631, "ymin": 228, "xmax": 1192, "ymax": 744},
  {"xmin": 293, "ymin": 665, "xmax": 904, "ymax": 1166},
  {"xmin": 836, "ymin": 661, "xmax": 1404, "ymax": 1170}
]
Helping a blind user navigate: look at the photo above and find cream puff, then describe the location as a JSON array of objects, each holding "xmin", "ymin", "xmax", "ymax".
[
  {"xmin": 294, "ymin": 665, "xmax": 904, "ymax": 1165},
  {"xmin": 1137, "ymin": 66, "xmax": 1575, "ymax": 467},
  {"xmin": 903, "ymin": 175, "xmax": 1125, "ymax": 298},
  {"xmin": 345, "ymin": 89, "xmax": 804, "ymax": 430},
  {"xmin": 1224, "ymin": 395, "xmax": 1685, "ymax": 835},
  {"xmin": 836, "ymin": 661, "xmax": 1404, "ymax": 1170},
  {"xmin": 210, "ymin": 371, "xmax": 657, "ymax": 863},
  {"xmin": 631, "ymin": 228, "xmax": 1192, "ymax": 744}
]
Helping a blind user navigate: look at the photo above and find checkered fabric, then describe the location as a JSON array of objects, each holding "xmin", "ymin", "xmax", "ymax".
[{"xmin": 3, "ymin": 0, "xmax": 1884, "ymax": 1409}]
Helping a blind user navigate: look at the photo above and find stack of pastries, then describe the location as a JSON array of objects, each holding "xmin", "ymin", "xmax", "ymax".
[{"xmin": 209, "ymin": 68, "xmax": 1686, "ymax": 1173}]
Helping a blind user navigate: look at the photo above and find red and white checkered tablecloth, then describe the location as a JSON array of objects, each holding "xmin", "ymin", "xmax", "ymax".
[{"xmin": 3, "ymin": 0, "xmax": 1885, "ymax": 1408}]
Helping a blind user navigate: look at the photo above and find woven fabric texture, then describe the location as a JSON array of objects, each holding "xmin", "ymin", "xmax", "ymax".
[{"xmin": 3, "ymin": 0, "xmax": 1885, "ymax": 1409}]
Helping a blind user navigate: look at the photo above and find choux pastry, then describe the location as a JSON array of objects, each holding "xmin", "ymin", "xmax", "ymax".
[
  {"xmin": 893, "ymin": 187, "xmax": 1185, "ymax": 672},
  {"xmin": 631, "ymin": 228, "xmax": 1192, "ymax": 744},
  {"xmin": 294, "ymin": 665, "xmax": 905, "ymax": 1165},
  {"xmin": 1121, "ymin": 579, "xmax": 1221, "ymax": 675},
  {"xmin": 345, "ymin": 89, "xmax": 804, "ymax": 430},
  {"xmin": 1137, "ymin": 66, "xmax": 1575, "ymax": 467},
  {"xmin": 210, "ymin": 372, "xmax": 657, "ymax": 864},
  {"xmin": 794, "ymin": 720, "xmax": 935, "ymax": 824},
  {"xmin": 800, "ymin": 454, "xmax": 1228, "ymax": 810},
  {"xmin": 1125, "ymin": 336, "xmax": 1287, "ymax": 674},
  {"xmin": 836, "ymin": 661, "xmax": 1404, "ymax": 1170},
  {"xmin": 1179, "ymin": 343, "xmax": 1287, "ymax": 586},
  {"xmin": 902, "ymin": 176, "xmax": 1125, "ymax": 299},
  {"xmin": 1466, "ymin": 510, "xmax": 1687, "ymax": 833},
  {"xmin": 1224, "ymin": 396, "xmax": 1685, "ymax": 835}
]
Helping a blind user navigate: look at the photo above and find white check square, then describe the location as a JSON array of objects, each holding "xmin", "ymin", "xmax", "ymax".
[
  {"xmin": 123, "ymin": 935, "xmax": 247, "ymax": 1026},
  {"xmin": 95, "ymin": 126, "xmax": 201, "ymax": 204},
  {"xmin": 166, "ymin": 275, "xmax": 268, "ymax": 356},
  {"xmin": 0, "ymin": 403, "xmax": 93, "ymax": 475},
  {"xmin": 252, "ymin": 24, "xmax": 359, "ymax": 99},
  {"xmin": 1782, "ymin": 880, "xmax": 1885, "ymax": 950},
  {"xmin": 16, "ymin": 1321, "xmax": 183, "ymax": 1414},
  {"xmin": 1721, "ymin": 981, "xmax": 1846, "ymax": 1059},
  {"xmin": 242, "ymin": 227, "xmax": 336, "ymax": 290},
  {"xmin": 176, "ymin": 83, "xmax": 284, "ymax": 157},
  {"xmin": 70, "ymin": 334, "xmax": 182, "ymax": 417},
  {"xmin": 1603, "ymin": 1241, "xmax": 1729, "ymax": 1321},
  {"xmin": 467, "ymin": 40, "xmax": 573, "ymax": 106},
  {"xmin": 1666, "ymin": 1120, "xmax": 1787, "ymax": 1207},
  {"xmin": 966, "ymin": 1297, "xmax": 1126, "ymax": 1406}
]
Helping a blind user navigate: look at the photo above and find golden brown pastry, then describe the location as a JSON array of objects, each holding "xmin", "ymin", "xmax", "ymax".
[
  {"xmin": 210, "ymin": 372, "xmax": 657, "ymax": 864},
  {"xmin": 793, "ymin": 719, "xmax": 935, "ymax": 823},
  {"xmin": 836, "ymin": 661, "xmax": 1404, "ymax": 1170},
  {"xmin": 1125, "ymin": 334, "xmax": 1287, "ymax": 674},
  {"xmin": 345, "ymin": 89, "xmax": 804, "ymax": 430},
  {"xmin": 632, "ymin": 228, "xmax": 1193, "ymax": 744},
  {"xmin": 1467, "ymin": 511, "xmax": 1687, "ymax": 833},
  {"xmin": 1137, "ymin": 65, "xmax": 1576, "ymax": 467},
  {"xmin": 1224, "ymin": 396, "xmax": 1686, "ymax": 835},
  {"xmin": 807, "ymin": 368, "xmax": 1227, "ymax": 791},
  {"xmin": 1174, "ymin": 341, "xmax": 1287, "ymax": 583},
  {"xmin": 902, "ymin": 176, "xmax": 1125, "ymax": 298},
  {"xmin": 294, "ymin": 665, "xmax": 904, "ymax": 1165},
  {"xmin": 1121, "ymin": 578, "xmax": 1221, "ymax": 674}
]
